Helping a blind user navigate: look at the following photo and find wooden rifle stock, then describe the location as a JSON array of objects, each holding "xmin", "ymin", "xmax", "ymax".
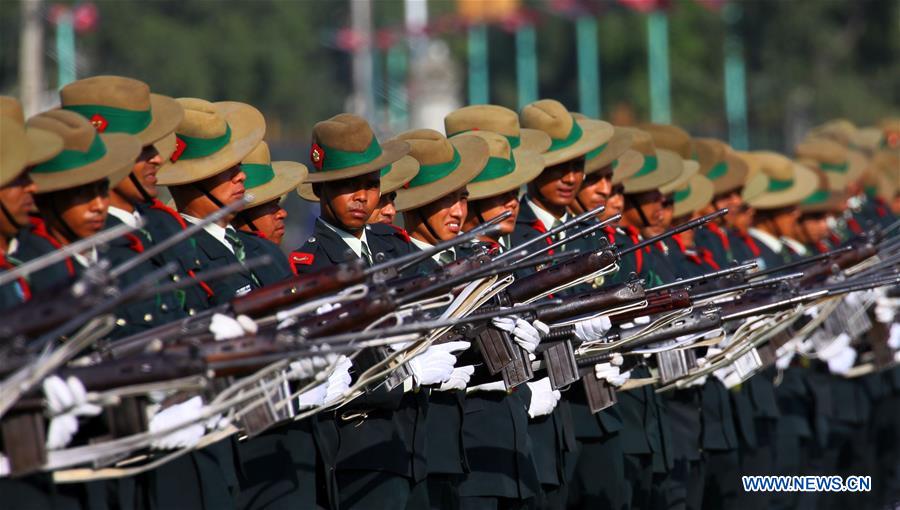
[
  {"xmin": 231, "ymin": 262, "xmax": 366, "ymax": 317},
  {"xmin": 798, "ymin": 244, "xmax": 877, "ymax": 285},
  {"xmin": 534, "ymin": 283, "xmax": 646, "ymax": 323},
  {"xmin": 609, "ymin": 289, "xmax": 692, "ymax": 324},
  {"xmin": 505, "ymin": 249, "xmax": 617, "ymax": 303}
]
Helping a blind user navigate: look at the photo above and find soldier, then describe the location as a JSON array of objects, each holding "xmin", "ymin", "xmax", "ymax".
[
  {"xmin": 230, "ymin": 141, "xmax": 307, "ymax": 283},
  {"xmin": 58, "ymin": 75, "xmax": 202, "ymax": 339},
  {"xmin": 0, "ymin": 98, "xmax": 62, "ymax": 310},
  {"xmin": 152, "ymin": 97, "xmax": 266, "ymax": 510},
  {"xmin": 390, "ymin": 128, "xmax": 489, "ymax": 509},
  {"xmin": 443, "ymin": 105, "xmax": 552, "ymax": 510},
  {"xmin": 292, "ymin": 113, "xmax": 425, "ymax": 510},
  {"xmin": 562, "ymin": 122, "xmax": 643, "ymax": 510},
  {"xmin": 517, "ymin": 99, "xmax": 612, "ymax": 508},
  {"xmin": 611, "ymin": 127, "xmax": 681, "ymax": 510},
  {"xmin": 742, "ymin": 152, "xmax": 821, "ymax": 510}
]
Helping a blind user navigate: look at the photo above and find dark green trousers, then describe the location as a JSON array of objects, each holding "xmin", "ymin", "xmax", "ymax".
[
  {"xmin": 458, "ymin": 495, "xmax": 533, "ymax": 510},
  {"xmin": 623, "ymin": 453, "xmax": 653, "ymax": 510},
  {"xmin": 335, "ymin": 469, "xmax": 427, "ymax": 510},
  {"xmin": 567, "ymin": 433, "xmax": 625, "ymax": 510}
]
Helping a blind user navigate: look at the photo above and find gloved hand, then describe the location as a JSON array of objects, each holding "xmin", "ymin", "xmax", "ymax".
[
  {"xmin": 209, "ymin": 313, "xmax": 258, "ymax": 340},
  {"xmin": 817, "ymin": 333, "xmax": 851, "ymax": 361},
  {"xmin": 594, "ymin": 362, "xmax": 628, "ymax": 387},
  {"xmin": 409, "ymin": 341, "xmax": 470, "ymax": 386},
  {"xmin": 467, "ymin": 380, "xmax": 508, "ymax": 393},
  {"xmin": 288, "ymin": 349, "xmax": 339, "ymax": 381},
  {"xmin": 526, "ymin": 377, "xmax": 561, "ymax": 418},
  {"xmin": 775, "ymin": 349, "xmax": 795, "ymax": 370},
  {"xmin": 875, "ymin": 296, "xmax": 900, "ymax": 324},
  {"xmin": 297, "ymin": 383, "xmax": 327, "ymax": 408},
  {"xmin": 316, "ymin": 302, "xmax": 340, "ymax": 315},
  {"xmin": 492, "ymin": 316, "xmax": 546, "ymax": 353},
  {"xmin": 148, "ymin": 396, "xmax": 206, "ymax": 450},
  {"xmin": 826, "ymin": 345, "xmax": 857, "ymax": 375},
  {"xmin": 888, "ymin": 323, "xmax": 900, "ymax": 350},
  {"xmin": 619, "ymin": 316, "xmax": 650, "ymax": 330},
  {"xmin": 683, "ymin": 374, "xmax": 708, "ymax": 387},
  {"xmin": 438, "ymin": 365, "xmax": 475, "ymax": 392},
  {"xmin": 575, "ymin": 316, "xmax": 612, "ymax": 342},
  {"xmin": 323, "ymin": 356, "xmax": 353, "ymax": 405},
  {"xmin": 43, "ymin": 375, "xmax": 102, "ymax": 450}
]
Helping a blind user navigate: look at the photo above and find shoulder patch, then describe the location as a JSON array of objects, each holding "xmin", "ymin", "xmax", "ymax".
[
  {"xmin": 290, "ymin": 252, "xmax": 315, "ymax": 266},
  {"xmin": 387, "ymin": 224, "xmax": 410, "ymax": 243}
]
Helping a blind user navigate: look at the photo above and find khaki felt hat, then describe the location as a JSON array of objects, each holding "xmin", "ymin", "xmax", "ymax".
[
  {"xmin": 240, "ymin": 141, "xmax": 307, "ymax": 208},
  {"xmin": 392, "ymin": 129, "xmax": 490, "ymax": 212},
  {"xmin": 795, "ymin": 137, "xmax": 867, "ymax": 191},
  {"xmin": 60, "ymin": 75, "xmax": 183, "ymax": 147},
  {"xmin": 520, "ymin": 99, "xmax": 613, "ymax": 167},
  {"xmin": 808, "ymin": 119, "xmax": 856, "ymax": 146},
  {"xmin": 672, "ymin": 174, "xmax": 715, "ymax": 218},
  {"xmin": 451, "ymin": 130, "xmax": 545, "ymax": 201},
  {"xmin": 621, "ymin": 128, "xmax": 683, "ymax": 194},
  {"xmin": 800, "ymin": 169, "xmax": 845, "ymax": 214},
  {"xmin": 297, "ymin": 155, "xmax": 419, "ymax": 202},
  {"xmin": 445, "ymin": 104, "xmax": 552, "ymax": 155},
  {"xmin": 303, "ymin": 113, "xmax": 409, "ymax": 185},
  {"xmin": 1, "ymin": 96, "xmax": 64, "ymax": 167},
  {"xmin": 693, "ymin": 138, "xmax": 748, "ymax": 195},
  {"xmin": 745, "ymin": 151, "xmax": 818, "ymax": 210},
  {"xmin": 0, "ymin": 122, "xmax": 29, "ymax": 187},
  {"xmin": 570, "ymin": 118, "xmax": 636, "ymax": 176},
  {"xmin": 156, "ymin": 98, "xmax": 266, "ymax": 186},
  {"xmin": 26, "ymin": 110, "xmax": 140, "ymax": 194}
]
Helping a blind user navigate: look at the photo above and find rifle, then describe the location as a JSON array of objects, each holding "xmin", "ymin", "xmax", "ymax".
[{"xmin": 748, "ymin": 245, "xmax": 853, "ymax": 280}]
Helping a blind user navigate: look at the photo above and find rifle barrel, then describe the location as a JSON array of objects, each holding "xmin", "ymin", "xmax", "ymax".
[
  {"xmin": 622, "ymin": 209, "xmax": 727, "ymax": 256},
  {"xmin": 649, "ymin": 261, "xmax": 757, "ymax": 292},
  {"xmin": 495, "ymin": 204, "xmax": 606, "ymax": 261}
]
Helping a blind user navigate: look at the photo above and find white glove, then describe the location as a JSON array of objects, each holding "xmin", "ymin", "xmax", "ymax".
[
  {"xmin": 526, "ymin": 377, "xmax": 561, "ymax": 418},
  {"xmin": 409, "ymin": 341, "xmax": 470, "ymax": 386},
  {"xmin": 775, "ymin": 348, "xmax": 796, "ymax": 370},
  {"xmin": 594, "ymin": 362, "xmax": 628, "ymax": 387},
  {"xmin": 209, "ymin": 313, "xmax": 258, "ymax": 340},
  {"xmin": 875, "ymin": 296, "xmax": 900, "ymax": 324},
  {"xmin": 817, "ymin": 333, "xmax": 851, "ymax": 361},
  {"xmin": 826, "ymin": 346, "xmax": 857, "ymax": 375},
  {"xmin": 888, "ymin": 323, "xmax": 900, "ymax": 350},
  {"xmin": 297, "ymin": 384, "xmax": 327, "ymax": 408},
  {"xmin": 438, "ymin": 365, "xmax": 475, "ymax": 392},
  {"xmin": 148, "ymin": 396, "xmax": 206, "ymax": 450},
  {"xmin": 323, "ymin": 356, "xmax": 353, "ymax": 405},
  {"xmin": 619, "ymin": 316, "xmax": 650, "ymax": 330},
  {"xmin": 43, "ymin": 376, "xmax": 102, "ymax": 450},
  {"xmin": 316, "ymin": 302, "xmax": 340, "ymax": 315},
  {"xmin": 288, "ymin": 350, "xmax": 339, "ymax": 381},
  {"xmin": 491, "ymin": 316, "xmax": 545, "ymax": 353},
  {"xmin": 467, "ymin": 380, "xmax": 508, "ymax": 393},
  {"xmin": 575, "ymin": 316, "xmax": 612, "ymax": 342}
]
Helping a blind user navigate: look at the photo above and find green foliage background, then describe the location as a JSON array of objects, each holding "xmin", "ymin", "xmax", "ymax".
[{"xmin": 1, "ymin": 0, "xmax": 897, "ymax": 149}]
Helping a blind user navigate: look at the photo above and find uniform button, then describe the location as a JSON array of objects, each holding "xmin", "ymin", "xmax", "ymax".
[
  {"xmin": 144, "ymin": 313, "xmax": 153, "ymax": 322},
  {"xmin": 189, "ymin": 309, "xmax": 196, "ymax": 316},
  {"xmin": 172, "ymin": 275, "xmax": 181, "ymax": 282},
  {"xmin": 161, "ymin": 303, "xmax": 169, "ymax": 311},
  {"xmin": 116, "ymin": 318, "xmax": 127, "ymax": 327}
]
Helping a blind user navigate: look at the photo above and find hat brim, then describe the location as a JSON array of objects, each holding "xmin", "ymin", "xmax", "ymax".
[
  {"xmin": 156, "ymin": 101, "xmax": 266, "ymax": 186},
  {"xmin": 25, "ymin": 127, "xmax": 64, "ymax": 166},
  {"xmin": 623, "ymin": 149, "xmax": 685, "ymax": 194},
  {"xmin": 541, "ymin": 119, "xmax": 614, "ymax": 167},
  {"xmin": 0, "ymin": 123, "xmax": 28, "ymax": 187},
  {"xmin": 747, "ymin": 163, "xmax": 819, "ymax": 209},
  {"xmin": 707, "ymin": 152, "xmax": 749, "ymax": 195},
  {"xmin": 394, "ymin": 136, "xmax": 489, "ymax": 212},
  {"xmin": 303, "ymin": 139, "xmax": 410, "ymax": 184},
  {"xmin": 611, "ymin": 149, "xmax": 645, "ymax": 185},
  {"xmin": 245, "ymin": 161, "xmax": 308, "ymax": 207},
  {"xmin": 800, "ymin": 191, "xmax": 845, "ymax": 214},
  {"xmin": 585, "ymin": 129, "xmax": 633, "ymax": 175},
  {"xmin": 468, "ymin": 150, "xmax": 545, "ymax": 201},
  {"xmin": 297, "ymin": 154, "xmax": 419, "ymax": 202},
  {"xmin": 33, "ymin": 133, "xmax": 141, "ymax": 193},
  {"xmin": 518, "ymin": 128, "xmax": 552, "ymax": 155},
  {"xmin": 673, "ymin": 174, "xmax": 714, "ymax": 218},
  {"xmin": 660, "ymin": 160, "xmax": 699, "ymax": 195},
  {"xmin": 137, "ymin": 94, "xmax": 184, "ymax": 147}
]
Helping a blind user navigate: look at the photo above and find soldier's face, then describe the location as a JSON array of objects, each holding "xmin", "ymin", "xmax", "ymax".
[
  {"xmin": 46, "ymin": 179, "xmax": 110, "ymax": 240},
  {"xmin": 768, "ymin": 206, "xmax": 801, "ymax": 238},
  {"xmin": 204, "ymin": 164, "xmax": 246, "ymax": 206},
  {"xmin": 321, "ymin": 171, "xmax": 380, "ymax": 231},
  {"xmin": 576, "ymin": 168, "xmax": 613, "ymax": 212},
  {"xmin": 0, "ymin": 172, "xmax": 37, "ymax": 237},
  {"xmin": 733, "ymin": 204, "xmax": 754, "ymax": 232},
  {"xmin": 714, "ymin": 190, "xmax": 742, "ymax": 228},
  {"xmin": 643, "ymin": 194, "xmax": 673, "ymax": 238},
  {"xmin": 236, "ymin": 200, "xmax": 287, "ymax": 245},
  {"xmin": 798, "ymin": 213, "xmax": 828, "ymax": 245},
  {"xmin": 368, "ymin": 192, "xmax": 397, "ymax": 225},
  {"xmin": 622, "ymin": 190, "xmax": 664, "ymax": 232},
  {"xmin": 600, "ymin": 184, "xmax": 625, "ymax": 222},
  {"xmin": 117, "ymin": 145, "xmax": 162, "ymax": 202},
  {"xmin": 467, "ymin": 191, "xmax": 519, "ymax": 236},
  {"xmin": 531, "ymin": 156, "xmax": 584, "ymax": 208},
  {"xmin": 416, "ymin": 188, "xmax": 469, "ymax": 243}
]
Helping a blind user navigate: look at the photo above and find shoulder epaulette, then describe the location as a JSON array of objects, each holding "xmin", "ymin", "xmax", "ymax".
[
  {"xmin": 27, "ymin": 216, "xmax": 75, "ymax": 276},
  {"xmin": 289, "ymin": 251, "xmax": 315, "ymax": 273},
  {"xmin": 147, "ymin": 199, "xmax": 188, "ymax": 229}
]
